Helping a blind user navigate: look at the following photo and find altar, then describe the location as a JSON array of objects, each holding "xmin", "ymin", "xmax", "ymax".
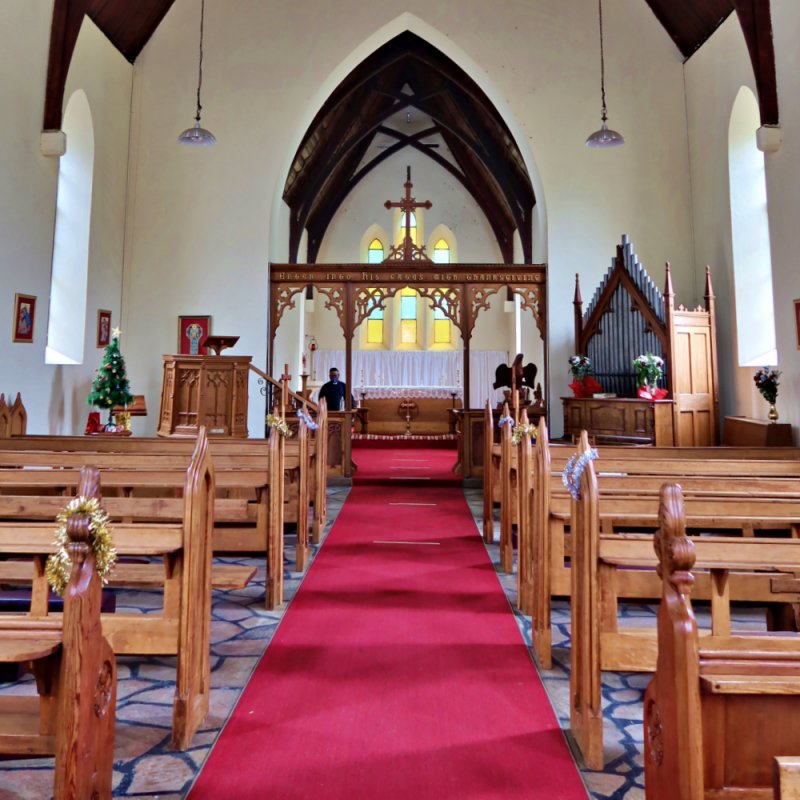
[{"xmin": 357, "ymin": 387, "xmax": 462, "ymax": 436}]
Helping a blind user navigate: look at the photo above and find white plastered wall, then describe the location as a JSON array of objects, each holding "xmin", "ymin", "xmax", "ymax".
[
  {"xmin": 0, "ymin": 6, "xmax": 132, "ymax": 434},
  {"xmin": 684, "ymin": 4, "xmax": 800, "ymax": 437},
  {"xmin": 121, "ymin": 0, "xmax": 694, "ymax": 436}
]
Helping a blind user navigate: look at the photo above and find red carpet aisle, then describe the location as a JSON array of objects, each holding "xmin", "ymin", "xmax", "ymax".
[
  {"xmin": 189, "ymin": 451, "xmax": 586, "ymax": 799},
  {"xmin": 351, "ymin": 442, "xmax": 460, "ymax": 486}
]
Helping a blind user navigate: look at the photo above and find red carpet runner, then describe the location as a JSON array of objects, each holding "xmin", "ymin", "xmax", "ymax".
[{"xmin": 189, "ymin": 449, "xmax": 586, "ymax": 799}]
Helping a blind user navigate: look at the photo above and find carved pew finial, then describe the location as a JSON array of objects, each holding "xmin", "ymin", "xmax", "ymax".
[
  {"xmin": 644, "ymin": 483, "xmax": 704, "ymax": 800},
  {"xmin": 54, "ymin": 466, "xmax": 117, "ymax": 799}
]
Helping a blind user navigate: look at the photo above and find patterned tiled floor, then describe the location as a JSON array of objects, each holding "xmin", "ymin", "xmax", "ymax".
[{"xmin": 0, "ymin": 482, "xmax": 768, "ymax": 798}]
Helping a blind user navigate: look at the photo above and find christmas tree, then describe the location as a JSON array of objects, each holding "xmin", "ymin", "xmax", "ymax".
[{"xmin": 88, "ymin": 330, "xmax": 134, "ymax": 426}]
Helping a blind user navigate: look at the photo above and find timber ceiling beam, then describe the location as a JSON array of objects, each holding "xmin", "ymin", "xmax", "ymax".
[
  {"xmin": 733, "ymin": 0, "xmax": 779, "ymax": 125},
  {"xmin": 43, "ymin": 0, "xmax": 90, "ymax": 130}
]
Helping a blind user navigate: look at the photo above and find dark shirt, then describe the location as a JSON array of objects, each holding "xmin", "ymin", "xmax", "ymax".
[{"xmin": 318, "ymin": 380, "xmax": 354, "ymax": 411}]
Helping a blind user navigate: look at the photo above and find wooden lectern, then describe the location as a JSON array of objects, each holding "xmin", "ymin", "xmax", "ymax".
[{"xmin": 158, "ymin": 352, "xmax": 251, "ymax": 438}]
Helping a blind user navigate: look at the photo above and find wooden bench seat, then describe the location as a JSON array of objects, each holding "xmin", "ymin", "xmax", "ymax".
[
  {"xmin": 0, "ymin": 431, "xmax": 216, "ymax": 750},
  {"xmin": 0, "ymin": 432, "xmax": 284, "ymax": 608},
  {"xmin": 643, "ymin": 484, "xmax": 800, "ymax": 799},
  {"xmin": 517, "ymin": 416, "xmax": 800, "ymax": 668},
  {"xmin": 565, "ymin": 433, "xmax": 800, "ymax": 770},
  {"xmin": 3, "ymin": 399, "xmax": 328, "ymax": 545},
  {"xmin": 0, "ymin": 466, "xmax": 115, "ymax": 798}
]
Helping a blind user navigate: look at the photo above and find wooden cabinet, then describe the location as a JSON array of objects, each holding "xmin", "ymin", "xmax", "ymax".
[
  {"xmin": 158, "ymin": 355, "xmax": 251, "ymax": 438},
  {"xmin": 723, "ymin": 416, "xmax": 795, "ymax": 447},
  {"xmin": 562, "ymin": 397, "xmax": 675, "ymax": 446}
]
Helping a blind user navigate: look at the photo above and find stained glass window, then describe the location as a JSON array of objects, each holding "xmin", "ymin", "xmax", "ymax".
[
  {"xmin": 400, "ymin": 211, "xmax": 417, "ymax": 244},
  {"xmin": 400, "ymin": 288, "xmax": 417, "ymax": 344},
  {"xmin": 433, "ymin": 239, "xmax": 450, "ymax": 264},
  {"xmin": 367, "ymin": 238, "xmax": 384, "ymax": 264},
  {"xmin": 433, "ymin": 299, "xmax": 450, "ymax": 344}
]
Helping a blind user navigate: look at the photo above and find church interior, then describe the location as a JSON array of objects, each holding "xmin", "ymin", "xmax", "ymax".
[{"xmin": 1, "ymin": 0, "xmax": 800, "ymax": 798}]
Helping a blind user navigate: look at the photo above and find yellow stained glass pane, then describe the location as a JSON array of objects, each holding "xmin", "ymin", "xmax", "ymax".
[
  {"xmin": 401, "ymin": 319, "xmax": 417, "ymax": 343},
  {"xmin": 433, "ymin": 239, "xmax": 450, "ymax": 264},
  {"xmin": 367, "ymin": 319, "xmax": 383, "ymax": 343},
  {"xmin": 367, "ymin": 239, "xmax": 384, "ymax": 264},
  {"xmin": 434, "ymin": 318, "xmax": 451, "ymax": 344}
]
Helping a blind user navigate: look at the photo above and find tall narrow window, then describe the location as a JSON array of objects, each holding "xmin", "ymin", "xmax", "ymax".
[
  {"xmin": 367, "ymin": 238, "xmax": 384, "ymax": 264},
  {"xmin": 46, "ymin": 90, "xmax": 94, "ymax": 365},
  {"xmin": 433, "ymin": 239, "xmax": 450, "ymax": 264},
  {"xmin": 400, "ymin": 288, "xmax": 417, "ymax": 344},
  {"xmin": 400, "ymin": 211, "xmax": 417, "ymax": 244},
  {"xmin": 728, "ymin": 86, "xmax": 777, "ymax": 366},
  {"xmin": 433, "ymin": 301, "xmax": 450, "ymax": 344},
  {"xmin": 367, "ymin": 292, "xmax": 384, "ymax": 344}
]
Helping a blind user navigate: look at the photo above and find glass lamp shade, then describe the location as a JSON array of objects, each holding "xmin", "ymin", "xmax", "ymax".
[
  {"xmin": 177, "ymin": 120, "xmax": 217, "ymax": 146},
  {"xmin": 585, "ymin": 120, "xmax": 625, "ymax": 148}
]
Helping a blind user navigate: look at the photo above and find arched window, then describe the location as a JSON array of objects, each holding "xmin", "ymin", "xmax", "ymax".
[
  {"xmin": 46, "ymin": 90, "xmax": 94, "ymax": 365},
  {"xmin": 433, "ymin": 301, "xmax": 450, "ymax": 344},
  {"xmin": 400, "ymin": 211, "xmax": 417, "ymax": 244},
  {"xmin": 400, "ymin": 288, "xmax": 417, "ymax": 343},
  {"xmin": 367, "ymin": 293, "xmax": 384, "ymax": 344},
  {"xmin": 728, "ymin": 86, "xmax": 777, "ymax": 366},
  {"xmin": 433, "ymin": 239, "xmax": 450, "ymax": 264},
  {"xmin": 367, "ymin": 238, "xmax": 384, "ymax": 264}
]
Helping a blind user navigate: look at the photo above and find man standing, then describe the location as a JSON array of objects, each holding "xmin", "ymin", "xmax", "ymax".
[{"xmin": 318, "ymin": 367, "xmax": 354, "ymax": 411}]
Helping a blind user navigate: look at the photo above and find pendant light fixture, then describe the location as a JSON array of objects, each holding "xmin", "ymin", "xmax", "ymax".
[
  {"xmin": 178, "ymin": 0, "xmax": 216, "ymax": 146},
  {"xmin": 585, "ymin": 0, "xmax": 624, "ymax": 148}
]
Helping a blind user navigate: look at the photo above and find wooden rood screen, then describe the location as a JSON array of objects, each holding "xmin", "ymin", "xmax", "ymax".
[
  {"xmin": 269, "ymin": 264, "xmax": 547, "ymax": 412},
  {"xmin": 574, "ymin": 235, "xmax": 719, "ymax": 445}
]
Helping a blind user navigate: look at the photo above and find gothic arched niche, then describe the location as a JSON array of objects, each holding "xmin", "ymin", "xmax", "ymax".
[{"xmin": 281, "ymin": 31, "xmax": 537, "ymax": 265}]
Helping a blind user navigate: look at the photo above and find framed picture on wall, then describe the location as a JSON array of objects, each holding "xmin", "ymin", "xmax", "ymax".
[
  {"xmin": 795, "ymin": 298, "xmax": 800, "ymax": 349},
  {"xmin": 97, "ymin": 309, "xmax": 112, "ymax": 347},
  {"xmin": 12, "ymin": 293, "xmax": 36, "ymax": 343},
  {"xmin": 178, "ymin": 315, "xmax": 211, "ymax": 356}
]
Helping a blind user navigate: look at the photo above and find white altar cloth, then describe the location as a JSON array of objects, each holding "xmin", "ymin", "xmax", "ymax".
[{"xmin": 357, "ymin": 387, "xmax": 462, "ymax": 400}]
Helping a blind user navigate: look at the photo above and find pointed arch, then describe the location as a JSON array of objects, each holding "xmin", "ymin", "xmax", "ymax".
[
  {"xmin": 728, "ymin": 85, "xmax": 776, "ymax": 366},
  {"xmin": 272, "ymin": 15, "xmax": 547, "ymax": 264},
  {"xmin": 46, "ymin": 88, "xmax": 94, "ymax": 365}
]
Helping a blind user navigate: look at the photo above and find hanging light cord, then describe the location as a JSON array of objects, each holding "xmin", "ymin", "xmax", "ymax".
[
  {"xmin": 195, "ymin": 0, "xmax": 206, "ymax": 123},
  {"xmin": 598, "ymin": 0, "xmax": 608, "ymax": 122}
]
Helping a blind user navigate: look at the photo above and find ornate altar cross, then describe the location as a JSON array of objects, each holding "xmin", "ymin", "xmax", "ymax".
[{"xmin": 384, "ymin": 166, "xmax": 433, "ymax": 262}]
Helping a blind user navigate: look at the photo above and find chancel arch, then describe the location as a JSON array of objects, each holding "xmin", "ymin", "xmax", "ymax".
[{"xmin": 270, "ymin": 27, "xmax": 549, "ymax": 471}]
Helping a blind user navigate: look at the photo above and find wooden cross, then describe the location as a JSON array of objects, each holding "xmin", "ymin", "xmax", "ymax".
[
  {"xmin": 280, "ymin": 363, "xmax": 291, "ymax": 416},
  {"xmin": 383, "ymin": 166, "xmax": 433, "ymax": 262}
]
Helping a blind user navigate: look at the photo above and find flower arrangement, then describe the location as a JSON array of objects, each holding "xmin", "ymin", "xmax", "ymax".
[
  {"xmin": 266, "ymin": 414, "xmax": 292, "ymax": 438},
  {"xmin": 753, "ymin": 367, "xmax": 781, "ymax": 403},
  {"xmin": 568, "ymin": 355, "xmax": 603, "ymax": 398},
  {"xmin": 633, "ymin": 353, "xmax": 664, "ymax": 387},
  {"xmin": 633, "ymin": 353, "xmax": 667, "ymax": 400},
  {"xmin": 568, "ymin": 355, "xmax": 592, "ymax": 380}
]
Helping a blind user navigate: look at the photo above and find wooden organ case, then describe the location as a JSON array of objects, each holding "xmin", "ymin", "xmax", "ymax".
[
  {"xmin": 158, "ymin": 354, "xmax": 251, "ymax": 438},
  {"xmin": 566, "ymin": 235, "xmax": 719, "ymax": 446}
]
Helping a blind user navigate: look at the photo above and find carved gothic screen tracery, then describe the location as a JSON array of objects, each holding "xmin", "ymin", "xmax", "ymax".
[{"xmin": 269, "ymin": 263, "xmax": 547, "ymax": 411}]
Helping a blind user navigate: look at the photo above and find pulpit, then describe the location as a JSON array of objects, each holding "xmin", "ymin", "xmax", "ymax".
[{"xmin": 158, "ymin": 354, "xmax": 251, "ymax": 437}]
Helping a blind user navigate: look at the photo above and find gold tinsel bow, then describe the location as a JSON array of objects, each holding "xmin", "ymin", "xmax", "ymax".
[
  {"xmin": 511, "ymin": 423, "xmax": 538, "ymax": 445},
  {"xmin": 266, "ymin": 414, "xmax": 293, "ymax": 438},
  {"xmin": 45, "ymin": 496, "xmax": 117, "ymax": 596}
]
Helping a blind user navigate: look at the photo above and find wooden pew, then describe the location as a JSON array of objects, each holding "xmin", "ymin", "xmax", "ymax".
[
  {"xmin": 775, "ymin": 758, "xmax": 800, "ymax": 800},
  {"xmin": 643, "ymin": 484, "xmax": 800, "ymax": 798},
  {"xmin": 0, "ymin": 430, "xmax": 216, "ymax": 749},
  {"xmin": 0, "ymin": 403, "xmax": 324, "ymax": 561},
  {"xmin": 520, "ymin": 419, "xmax": 800, "ymax": 668},
  {"xmin": 485, "ymin": 402, "xmax": 800, "ymax": 571},
  {"xmin": 0, "ymin": 430, "xmax": 288, "ymax": 608},
  {"xmin": 0, "ymin": 466, "xmax": 115, "ymax": 799},
  {"xmin": 567, "ymin": 434, "xmax": 800, "ymax": 769},
  {"xmin": 0, "ymin": 393, "xmax": 26, "ymax": 438}
]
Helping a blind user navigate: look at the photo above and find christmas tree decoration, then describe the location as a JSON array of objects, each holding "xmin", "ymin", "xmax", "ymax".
[{"xmin": 88, "ymin": 332, "xmax": 134, "ymax": 430}]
